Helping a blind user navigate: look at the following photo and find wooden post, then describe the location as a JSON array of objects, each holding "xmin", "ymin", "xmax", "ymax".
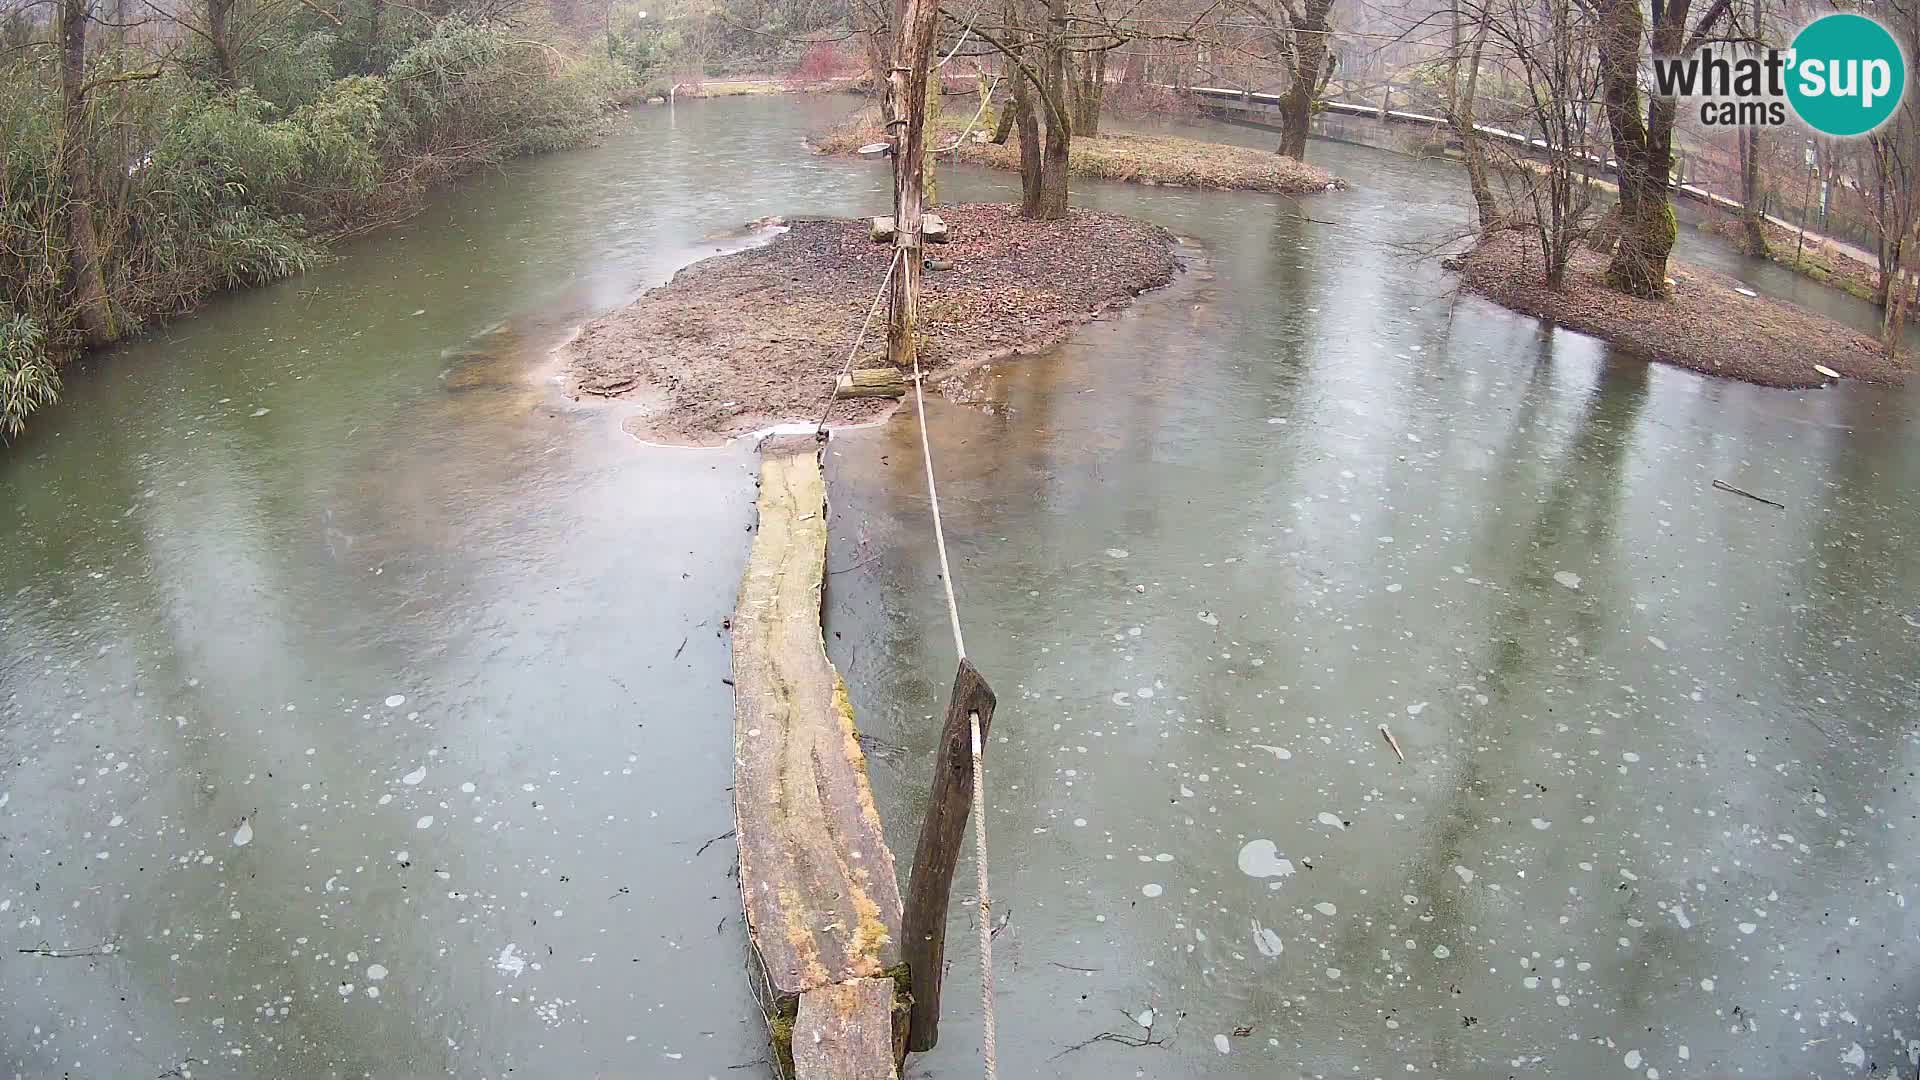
[
  {"xmin": 886, "ymin": 0, "xmax": 940, "ymax": 370},
  {"xmin": 900, "ymin": 658, "xmax": 997, "ymax": 1052}
]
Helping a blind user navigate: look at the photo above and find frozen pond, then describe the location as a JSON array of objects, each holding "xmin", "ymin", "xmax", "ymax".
[
  {"xmin": 826, "ymin": 120, "xmax": 1920, "ymax": 1079},
  {"xmin": 3, "ymin": 95, "xmax": 1916, "ymax": 1078}
]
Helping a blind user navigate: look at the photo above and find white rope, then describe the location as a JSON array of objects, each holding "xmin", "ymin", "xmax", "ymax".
[
  {"xmin": 970, "ymin": 711, "xmax": 997, "ymax": 1080},
  {"xmin": 936, "ymin": 22, "xmax": 974, "ymax": 69},
  {"xmin": 908, "ymin": 346, "xmax": 995, "ymax": 1080},
  {"xmin": 908, "ymin": 354, "xmax": 966, "ymax": 663},
  {"xmin": 816, "ymin": 249, "xmax": 903, "ymax": 434}
]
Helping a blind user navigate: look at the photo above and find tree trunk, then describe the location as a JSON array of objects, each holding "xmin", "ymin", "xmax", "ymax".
[
  {"xmin": 1071, "ymin": 49, "xmax": 1104, "ymax": 137},
  {"xmin": 1884, "ymin": 232, "xmax": 1911, "ymax": 356},
  {"xmin": 1738, "ymin": 127, "xmax": 1768, "ymax": 256},
  {"xmin": 1032, "ymin": 0, "xmax": 1071, "ymax": 219},
  {"xmin": 1447, "ymin": 0, "xmax": 1498, "ymax": 228},
  {"xmin": 59, "ymin": 0, "xmax": 116, "ymax": 348},
  {"xmin": 366, "ymin": 0, "xmax": 384, "ymax": 67},
  {"xmin": 884, "ymin": 0, "xmax": 938, "ymax": 369},
  {"xmin": 923, "ymin": 72, "xmax": 939, "ymax": 205},
  {"xmin": 1275, "ymin": 0, "xmax": 1333, "ymax": 160},
  {"xmin": 991, "ymin": 95, "xmax": 1015, "ymax": 143},
  {"xmin": 1597, "ymin": 0, "xmax": 1675, "ymax": 297},
  {"xmin": 856, "ymin": 0, "xmax": 891, "ymax": 118},
  {"xmin": 1010, "ymin": 55, "xmax": 1043, "ymax": 213},
  {"xmin": 208, "ymin": 0, "xmax": 236, "ymax": 85}
]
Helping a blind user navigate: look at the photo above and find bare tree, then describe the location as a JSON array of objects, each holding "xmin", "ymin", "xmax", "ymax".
[
  {"xmin": 1445, "ymin": 0, "xmax": 1497, "ymax": 226},
  {"xmin": 1475, "ymin": 0, "xmax": 1602, "ymax": 285}
]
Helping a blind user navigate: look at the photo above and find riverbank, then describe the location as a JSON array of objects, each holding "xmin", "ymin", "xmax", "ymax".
[
  {"xmin": 1700, "ymin": 212, "xmax": 1888, "ymax": 303},
  {"xmin": 1458, "ymin": 231, "xmax": 1908, "ymax": 388},
  {"xmin": 564, "ymin": 203, "xmax": 1179, "ymax": 442},
  {"xmin": 813, "ymin": 107, "xmax": 1345, "ymax": 194},
  {"xmin": 652, "ymin": 76, "xmax": 862, "ymax": 101}
]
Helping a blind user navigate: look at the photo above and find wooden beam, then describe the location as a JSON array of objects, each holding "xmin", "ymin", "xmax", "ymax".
[
  {"xmin": 899, "ymin": 658, "xmax": 997, "ymax": 1052},
  {"xmin": 793, "ymin": 978, "xmax": 902, "ymax": 1080},
  {"xmin": 835, "ymin": 368, "xmax": 908, "ymax": 399},
  {"xmin": 867, "ymin": 214, "xmax": 950, "ymax": 244},
  {"xmin": 732, "ymin": 436, "xmax": 905, "ymax": 1075}
]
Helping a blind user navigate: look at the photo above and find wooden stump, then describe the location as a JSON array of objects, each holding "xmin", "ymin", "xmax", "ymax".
[
  {"xmin": 732, "ymin": 436, "xmax": 905, "ymax": 1079},
  {"xmin": 900, "ymin": 659, "xmax": 997, "ymax": 1051}
]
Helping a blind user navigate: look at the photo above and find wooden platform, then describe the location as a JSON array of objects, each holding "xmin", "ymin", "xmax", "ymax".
[{"xmin": 732, "ymin": 435, "xmax": 905, "ymax": 1079}]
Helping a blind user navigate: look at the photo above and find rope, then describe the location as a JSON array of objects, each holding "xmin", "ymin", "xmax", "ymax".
[
  {"xmin": 907, "ymin": 348, "xmax": 995, "ymax": 1080},
  {"xmin": 971, "ymin": 711, "xmax": 997, "ymax": 1080},
  {"xmin": 908, "ymin": 354, "xmax": 967, "ymax": 663},
  {"xmin": 936, "ymin": 22, "xmax": 974, "ymax": 68},
  {"xmin": 815, "ymin": 249, "xmax": 903, "ymax": 434}
]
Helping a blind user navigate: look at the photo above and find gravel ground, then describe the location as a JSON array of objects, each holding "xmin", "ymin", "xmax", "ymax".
[
  {"xmin": 565, "ymin": 203, "xmax": 1180, "ymax": 442},
  {"xmin": 1460, "ymin": 230, "xmax": 1909, "ymax": 388}
]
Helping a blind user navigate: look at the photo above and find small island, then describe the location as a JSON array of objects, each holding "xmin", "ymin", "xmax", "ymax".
[
  {"xmin": 565, "ymin": 203, "xmax": 1180, "ymax": 443},
  {"xmin": 814, "ymin": 107, "xmax": 1346, "ymax": 195},
  {"xmin": 1458, "ymin": 231, "xmax": 1909, "ymax": 389}
]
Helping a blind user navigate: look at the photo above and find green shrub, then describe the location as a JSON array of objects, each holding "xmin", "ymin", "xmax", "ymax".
[
  {"xmin": 0, "ymin": 8, "xmax": 635, "ymax": 443},
  {"xmin": 0, "ymin": 309, "xmax": 57, "ymax": 441}
]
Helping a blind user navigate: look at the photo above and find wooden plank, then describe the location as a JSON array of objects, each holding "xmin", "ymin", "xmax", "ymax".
[
  {"xmin": 732, "ymin": 436, "xmax": 904, "ymax": 1011},
  {"xmin": 900, "ymin": 659, "xmax": 997, "ymax": 1052},
  {"xmin": 834, "ymin": 368, "xmax": 907, "ymax": 399},
  {"xmin": 867, "ymin": 215, "xmax": 950, "ymax": 244},
  {"xmin": 792, "ymin": 979, "xmax": 901, "ymax": 1080}
]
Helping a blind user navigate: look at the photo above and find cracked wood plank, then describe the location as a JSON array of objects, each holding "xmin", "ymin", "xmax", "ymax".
[{"xmin": 732, "ymin": 435, "xmax": 904, "ymax": 1078}]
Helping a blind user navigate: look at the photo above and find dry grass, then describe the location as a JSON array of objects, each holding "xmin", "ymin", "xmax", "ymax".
[
  {"xmin": 1460, "ymin": 230, "xmax": 1909, "ymax": 388},
  {"xmin": 813, "ymin": 108, "xmax": 1345, "ymax": 195},
  {"xmin": 665, "ymin": 78, "xmax": 860, "ymax": 99}
]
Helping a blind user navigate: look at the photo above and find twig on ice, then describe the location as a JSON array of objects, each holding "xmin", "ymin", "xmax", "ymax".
[
  {"xmin": 695, "ymin": 829, "xmax": 736, "ymax": 857},
  {"xmin": 1712, "ymin": 479, "xmax": 1786, "ymax": 510},
  {"xmin": 1050, "ymin": 1003, "xmax": 1177, "ymax": 1059},
  {"xmin": 18, "ymin": 940, "xmax": 116, "ymax": 959},
  {"xmin": 1378, "ymin": 723, "xmax": 1406, "ymax": 763}
]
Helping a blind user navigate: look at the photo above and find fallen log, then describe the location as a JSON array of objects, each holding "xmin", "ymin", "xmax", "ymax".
[{"xmin": 732, "ymin": 436, "xmax": 906, "ymax": 1078}]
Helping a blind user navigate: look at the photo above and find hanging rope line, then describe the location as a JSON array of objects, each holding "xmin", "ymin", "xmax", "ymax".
[
  {"xmin": 815, "ymin": 249, "xmax": 904, "ymax": 435},
  {"xmin": 907, "ymin": 346, "xmax": 997, "ymax": 1080},
  {"xmin": 970, "ymin": 710, "xmax": 998, "ymax": 1080},
  {"xmin": 908, "ymin": 355, "xmax": 967, "ymax": 664},
  {"xmin": 806, "ymin": 185, "xmax": 998, "ymax": 1077}
]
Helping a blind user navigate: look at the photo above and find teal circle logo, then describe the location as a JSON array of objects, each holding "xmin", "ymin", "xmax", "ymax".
[{"xmin": 1787, "ymin": 13, "xmax": 1906, "ymax": 137}]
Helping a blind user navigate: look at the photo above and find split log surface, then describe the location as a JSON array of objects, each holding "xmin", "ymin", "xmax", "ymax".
[
  {"xmin": 793, "ymin": 978, "xmax": 901, "ymax": 1080},
  {"xmin": 733, "ymin": 435, "xmax": 904, "ymax": 1078}
]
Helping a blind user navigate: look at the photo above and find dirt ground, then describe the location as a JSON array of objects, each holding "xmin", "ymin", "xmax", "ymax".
[
  {"xmin": 813, "ymin": 108, "xmax": 1345, "ymax": 195},
  {"xmin": 1458, "ymin": 230, "xmax": 1909, "ymax": 389},
  {"xmin": 564, "ymin": 203, "xmax": 1179, "ymax": 443}
]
